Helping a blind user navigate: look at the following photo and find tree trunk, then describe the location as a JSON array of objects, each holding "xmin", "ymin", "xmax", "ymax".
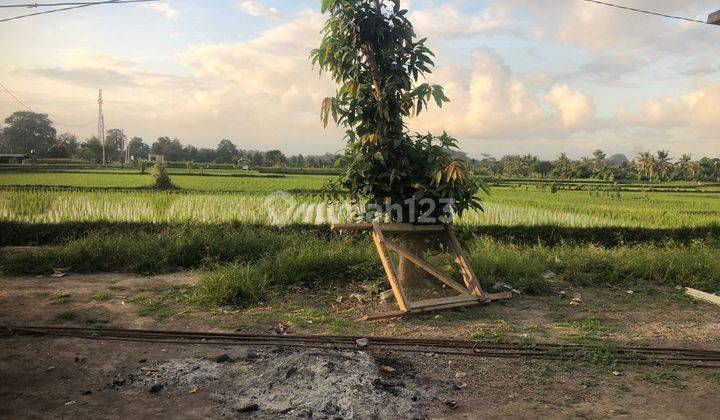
[{"xmin": 396, "ymin": 235, "xmax": 445, "ymax": 300}]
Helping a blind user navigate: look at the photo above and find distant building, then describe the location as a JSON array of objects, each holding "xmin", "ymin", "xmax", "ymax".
[
  {"xmin": 148, "ymin": 154, "xmax": 165, "ymax": 164},
  {"xmin": 0, "ymin": 153, "xmax": 29, "ymax": 164}
]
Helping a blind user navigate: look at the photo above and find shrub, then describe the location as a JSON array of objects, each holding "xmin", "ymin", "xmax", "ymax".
[{"xmin": 152, "ymin": 163, "xmax": 173, "ymax": 189}]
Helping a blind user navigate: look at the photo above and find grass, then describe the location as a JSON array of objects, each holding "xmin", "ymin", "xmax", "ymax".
[
  {"xmin": 84, "ymin": 316, "xmax": 110, "ymax": 327},
  {"xmin": 50, "ymin": 294, "xmax": 72, "ymax": 305},
  {"xmin": 90, "ymin": 292, "xmax": 113, "ymax": 301},
  {"xmin": 4, "ymin": 229, "xmax": 720, "ymax": 306},
  {"xmin": 566, "ymin": 317, "xmax": 615, "ymax": 338},
  {"xmin": 639, "ymin": 370, "xmax": 687, "ymax": 387},
  {"xmin": 2, "ymin": 181, "xmax": 720, "ymax": 229},
  {"xmin": 3, "ymin": 171, "xmax": 720, "ymax": 311},
  {"xmin": 0, "ymin": 172, "xmax": 331, "ymax": 193},
  {"xmin": 54, "ymin": 309, "xmax": 76, "ymax": 321},
  {"xmin": 128, "ymin": 285, "xmax": 193, "ymax": 321}
]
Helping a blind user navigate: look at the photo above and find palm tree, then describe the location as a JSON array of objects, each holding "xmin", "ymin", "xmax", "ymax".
[
  {"xmin": 676, "ymin": 154, "xmax": 692, "ymax": 180},
  {"xmin": 592, "ymin": 149, "xmax": 607, "ymax": 177},
  {"xmin": 688, "ymin": 161, "xmax": 701, "ymax": 181},
  {"xmin": 552, "ymin": 153, "xmax": 574, "ymax": 180},
  {"xmin": 656, "ymin": 150, "xmax": 672, "ymax": 181},
  {"xmin": 634, "ymin": 152, "xmax": 656, "ymax": 180}
]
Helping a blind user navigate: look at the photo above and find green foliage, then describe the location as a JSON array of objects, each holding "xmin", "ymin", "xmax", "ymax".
[
  {"xmin": 0, "ymin": 111, "xmax": 56, "ymax": 155},
  {"xmin": 193, "ymin": 264, "xmax": 268, "ymax": 307},
  {"xmin": 151, "ymin": 163, "xmax": 174, "ymax": 189},
  {"xmin": 312, "ymin": 0, "xmax": 484, "ymax": 221},
  {"xmin": 4, "ymin": 226, "xmax": 720, "ymax": 297}
]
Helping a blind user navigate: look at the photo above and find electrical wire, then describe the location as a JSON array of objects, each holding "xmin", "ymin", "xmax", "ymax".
[
  {"xmin": 0, "ymin": 0, "xmax": 159, "ymax": 23},
  {"xmin": 0, "ymin": 80, "xmax": 33, "ymax": 112},
  {"xmin": 0, "ymin": 80, "xmax": 97, "ymax": 128},
  {"xmin": 0, "ymin": 1, "xmax": 148, "ymax": 8},
  {"xmin": 579, "ymin": 0, "xmax": 712, "ymax": 25}
]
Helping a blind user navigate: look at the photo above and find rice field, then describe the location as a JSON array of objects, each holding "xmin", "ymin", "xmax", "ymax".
[
  {"xmin": 1, "ymin": 186, "xmax": 718, "ymax": 228},
  {"xmin": 0, "ymin": 172, "xmax": 331, "ymax": 192}
]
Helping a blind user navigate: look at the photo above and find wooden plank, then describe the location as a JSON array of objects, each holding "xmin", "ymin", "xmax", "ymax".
[
  {"xmin": 363, "ymin": 292, "xmax": 512, "ymax": 321},
  {"xmin": 371, "ymin": 221, "xmax": 409, "ymax": 312},
  {"xmin": 685, "ymin": 288, "xmax": 720, "ymax": 307},
  {"xmin": 363, "ymin": 310, "xmax": 408, "ymax": 321},
  {"xmin": 409, "ymin": 294, "xmax": 478, "ymax": 309},
  {"xmin": 379, "ymin": 224, "xmax": 445, "ymax": 232},
  {"xmin": 331, "ymin": 223, "xmax": 444, "ymax": 232},
  {"xmin": 482, "ymin": 292, "xmax": 513, "ymax": 302},
  {"xmin": 331, "ymin": 223, "xmax": 373, "ymax": 231},
  {"xmin": 385, "ymin": 240, "xmax": 470, "ymax": 296},
  {"xmin": 364, "ymin": 300, "xmax": 478, "ymax": 321},
  {"xmin": 444, "ymin": 225, "xmax": 484, "ymax": 297}
]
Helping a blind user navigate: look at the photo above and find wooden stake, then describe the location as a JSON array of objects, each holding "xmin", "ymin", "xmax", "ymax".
[
  {"xmin": 444, "ymin": 225, "xmax": 484, "ymax": 297},
  {"xmin": 371, "ymin": 221, "xmax": 409, "ymax": 312}
]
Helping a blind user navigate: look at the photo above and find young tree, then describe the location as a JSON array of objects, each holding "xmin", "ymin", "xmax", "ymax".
[{"xmin": 312, "ymin": 0, "xmax": 485, "ymax": 223}]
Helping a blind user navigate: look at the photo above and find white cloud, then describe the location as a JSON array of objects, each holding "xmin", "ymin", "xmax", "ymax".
[
  {"xmin": 508, "ymin": 0, "xmax": 718, "ymax": 56},
  {"xmin": 237, "ymin": 1, "xmax": 283, "ymax": 20},
  {"xmin": 546, "ymin": 84, "xmax": 595, "ymax": 128},
  {"xmin": 639, "ymin": 83, "xmax": 720, "ymax": 135},
  {"xmin": 411, "ymin": 48, "xmax": 597, "ymax": 140},
  {"xmin": 410, "ymin": 4, "xmax": 510, "ymax": 38},
  {"xmin": 144, "ymin": 2, "xmax": 179, "ymax": 19}
]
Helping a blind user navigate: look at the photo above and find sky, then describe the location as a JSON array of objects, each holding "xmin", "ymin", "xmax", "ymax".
[{"xmin": 0, "ymin": 0, "xmax": 718, "ymax": 159}]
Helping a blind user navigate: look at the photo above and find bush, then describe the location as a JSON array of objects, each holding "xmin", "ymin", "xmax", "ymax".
[{"xmin": 152, "ymin": 163, "xmax": 174, "ymax": 189}]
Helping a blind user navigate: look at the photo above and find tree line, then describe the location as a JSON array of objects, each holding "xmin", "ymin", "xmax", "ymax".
[
  {"xmin": 472, "ymin": 149, "xmax": 720, "ymax": 182},
  {"xmin": 0, "ymin": 111, "xmax": 340, "ymax": 168},
  {"xmin": 1, "ymin": 111, "xmax": 719, "ymax": 180}
]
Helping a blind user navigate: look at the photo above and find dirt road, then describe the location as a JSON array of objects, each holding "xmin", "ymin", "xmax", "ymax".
[{"xmin": 2, "ymin": 272, "xmax": 720, "ymax": 418}]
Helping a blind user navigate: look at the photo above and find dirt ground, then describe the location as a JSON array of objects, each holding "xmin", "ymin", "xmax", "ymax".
[{"xmin": 2, "ymin": 272, "xmax": 720, "ymax": 419}]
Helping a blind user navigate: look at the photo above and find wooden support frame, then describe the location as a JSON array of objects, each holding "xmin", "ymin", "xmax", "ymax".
[{"xmin": 332, "ymin": 222, "xmax": 511, "ymax": 320}]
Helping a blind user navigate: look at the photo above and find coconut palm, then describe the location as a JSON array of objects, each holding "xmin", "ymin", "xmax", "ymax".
[
  {"xmin": 676, "ymin": 154, "xmax": 692, "ymax": 179},
  {"xmin": 634, "ymin": 152, "xmax": 656, "ymax": 180},
  {"xmin": 656, "ymin": 150, "xmax": 672, "ymax": 181}
]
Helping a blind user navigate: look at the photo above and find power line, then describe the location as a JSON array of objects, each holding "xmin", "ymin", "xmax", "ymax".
[
  {"xmin": 579, "ymin": 0, "xmax": 712, "ymax": 25},
  {"xmin": 0, "ymin": 0, "xmax": 159, "ymax": 23},
  {"xmin": 0, "ymin": 80, "xmax": 98, "ymax": 128},
  {"xmin": 0, "ymin": 80, "xmax": 34, "ymax": 112},
  {"xmin": 0, "ymin": 1, "xmax": 146, "ymax": 8}
]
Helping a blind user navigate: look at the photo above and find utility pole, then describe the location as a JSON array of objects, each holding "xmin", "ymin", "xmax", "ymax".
[{"xmin": 98, "ymin": 89, "xmax": 106, "ymax": 165}]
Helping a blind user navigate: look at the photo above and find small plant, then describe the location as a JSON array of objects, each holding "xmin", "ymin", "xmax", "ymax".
[
  {"xmin": 54, "ymin": 309, "xmax": 76, "ymax": 321},
  {"xmin": 152, "ymin": 163, "xmax": 174, "ymax": 190},
  {"xmin": 50, "ymin": 294, "xmax": 72, "ymax": 305},
  {"xmin": 313, "ymin": 0, "xmax": 486, "ymax": 223},
  {"xmin": 84, "ymin": 316, "xmax": 109, "ymax": 327}
]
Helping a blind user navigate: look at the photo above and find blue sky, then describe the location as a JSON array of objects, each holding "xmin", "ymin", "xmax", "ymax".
[{"xmin": 0, "ymin": 0, "xmax": 718, "ymax": 159}]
